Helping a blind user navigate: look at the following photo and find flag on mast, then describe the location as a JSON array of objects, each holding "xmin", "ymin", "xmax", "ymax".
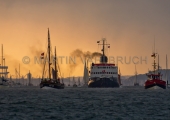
[
  {"xmin": 41, "ymin": 52, "xmax": 44, "ymax": 59},
  {"xmin": 151, "ymin": 53, "xmax": 155, "ymax": 57}
]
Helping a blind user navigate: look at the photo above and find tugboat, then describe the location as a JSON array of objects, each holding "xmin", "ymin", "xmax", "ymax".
[
  {"xmin": 40, "ymin": 29, "xmax": 64, "ymax": 89},
  {"xmin": 144, "ymin": 52, "xmax": 166, "ymax": 89},
  {"xmin": 134, "ymin": 64, "xmax": 139, "ymax": 86},
  {"xmin": 88, "ymin": 38, "xmax": 120, "ymax": 88}
]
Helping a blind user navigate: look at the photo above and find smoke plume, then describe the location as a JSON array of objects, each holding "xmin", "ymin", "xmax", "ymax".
[{"xmin": 68, "ymin": 49, "xmax": 102, "ymax": 75}]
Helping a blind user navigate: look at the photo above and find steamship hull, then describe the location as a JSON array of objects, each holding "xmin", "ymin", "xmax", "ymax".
[{"xmin": 88, "ymin": 77, "xmax": 120, "ymax": 88}]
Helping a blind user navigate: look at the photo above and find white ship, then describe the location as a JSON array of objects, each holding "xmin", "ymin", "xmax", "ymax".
[
  {"xmin": 88, "ymin": 38, "xmax": 120, "ymax": 88},
  {"xmin": 0, "ymin": 44, "xmax": 11, "ymax": 88}
]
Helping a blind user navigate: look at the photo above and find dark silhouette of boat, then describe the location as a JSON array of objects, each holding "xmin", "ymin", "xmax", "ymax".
[{"xmin": 40, "ymin": 29, "xmax": 64, "ymax": 89}]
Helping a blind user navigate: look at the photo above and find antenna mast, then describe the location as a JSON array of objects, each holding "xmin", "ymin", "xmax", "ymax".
[
  {"xmin": 166, "ymin": 54, "xmax": 168, "ymax": 85},
  {"xmin": 152, "ymin": 37, "xmax": 157, "ymax": 74},
  {"xmin": 157, "ymin": 54, "xmax": 159, "ymax": 72},
  {"xmin": 97, "ymin": 38, "xmax": 110, "ymax": 63}
]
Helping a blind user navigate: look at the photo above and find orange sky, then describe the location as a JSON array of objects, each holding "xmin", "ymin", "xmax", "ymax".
[{"xmin": 0, "ymin": 0, "xmax": 170, "ymax": 77}]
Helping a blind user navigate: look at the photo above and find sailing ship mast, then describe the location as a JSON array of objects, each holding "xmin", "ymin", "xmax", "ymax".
[
  {"xmin": 135, "ymin": 64, "xmax": 137, "ymax": 84},
  {"xmin": 54, "ymin": 46, "xmax": 57, "ymax": 79},
  {"xmin": 48, "ymin": 28, "xmax": 51, "ymax": 80},
  {"xmin": 1, "ymin": 45, "xmax": 2, "ymax": 75}
]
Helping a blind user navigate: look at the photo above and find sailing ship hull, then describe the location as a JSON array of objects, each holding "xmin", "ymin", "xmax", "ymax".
[
  {"xmin": 40, "ymin": 82, "xmax": 64, "ymax": 89},
  {"xmin": 88, "ymin": 77, "xmax": 120, "ymax": 88},
  {"xmin": 144, "ymin": 79, "xmax": 166, "ymax": 89}
]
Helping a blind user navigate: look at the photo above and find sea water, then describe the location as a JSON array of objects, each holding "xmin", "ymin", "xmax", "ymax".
[{"xmin": 0, "ymin": 87, "xmax": 170, "ymax": 120}]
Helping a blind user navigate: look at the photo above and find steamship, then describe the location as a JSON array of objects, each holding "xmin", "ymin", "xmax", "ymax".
[
  {"xmin": 88, "ymin": 38, "xmax": 121, "ymax": 88},
  {"xmin": 40, "ymin": 28, "xmax": 64, "ymax": 89}
]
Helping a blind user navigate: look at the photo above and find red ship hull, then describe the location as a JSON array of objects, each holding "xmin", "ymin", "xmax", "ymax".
[{"xmin": 144, "ymin": 79, "xmax": 166, "ymax": 89}]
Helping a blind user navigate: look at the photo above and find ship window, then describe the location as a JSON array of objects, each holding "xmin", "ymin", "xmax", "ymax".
[{"xmin": 100, "ymin": 72, "xmax": 102, "ymax": 74}]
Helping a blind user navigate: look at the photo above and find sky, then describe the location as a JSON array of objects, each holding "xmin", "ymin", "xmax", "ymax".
[{"xmin": 0, "ymin": 0, "xmax": 170, "ymax": 78}]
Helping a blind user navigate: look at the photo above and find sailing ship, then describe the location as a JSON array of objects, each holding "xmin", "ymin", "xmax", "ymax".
[
  {"xmin": 134, "ymin": 64, "xmax": 139, "ymax": 86},
  {"xmin": 40, "ymin": 29, "xmax": 64, "ymax": 89},
  {"xmin": 88, "ymin": 38, "xmax": 120, "ymax": 88},
  {"xmin": 144, "ymin": 51, "xmax": 166, "ymax": 89}
]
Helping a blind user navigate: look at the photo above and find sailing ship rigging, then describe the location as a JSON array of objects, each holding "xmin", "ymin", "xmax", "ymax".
[{"xmin": 40, "ymin": 28, "xmax": 64, "ymax": 89}]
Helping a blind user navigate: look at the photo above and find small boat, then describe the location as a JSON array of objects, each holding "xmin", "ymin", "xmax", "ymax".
[
  {"xmin": 72, "ymin": 76, "xmax": 77, "ymax": 87},
  {"xmin": 144, "ymin": 51, "xmax": 166, "ymax": 89},
  {"xmin": 134, "ymin": 64, "xmax": 139, "ymax": 86},
  {"xmin": 78, "ymin": 77, "xmax": 81, "ymax": 86},
  {"xmin": 0, "ymin": 76, "xmax": 9, "ymax": 88},
  {"xmin": 40, "ymin": 29, "xmax": 64, "ymax": 89},
  {"xmin": 68, "ymin": 76, "xmax": 71, "ymax": 87}
]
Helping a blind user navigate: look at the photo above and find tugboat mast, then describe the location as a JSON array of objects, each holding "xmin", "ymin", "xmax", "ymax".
[
  {"xmin": 48, "ymin": 28, "xmax": 51, "ymax": 80},
  {"xmin": 152, "ymin": 39, "xmax": 157, "ymax": 74}
]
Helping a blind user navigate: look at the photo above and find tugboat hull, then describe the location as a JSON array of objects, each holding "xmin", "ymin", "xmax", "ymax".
[
  {"xmin": 88, "ymin": 77, "xmax": 119, "ymax": 88},
  {"xmin": 145, "ymin": 80, "xmax": 166, "ymax": 89}
]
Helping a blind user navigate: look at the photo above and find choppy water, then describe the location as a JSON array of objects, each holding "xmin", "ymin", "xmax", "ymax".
[{"xmin": 0, "ymin": 86, "xmax": 170, "ymax": 120}]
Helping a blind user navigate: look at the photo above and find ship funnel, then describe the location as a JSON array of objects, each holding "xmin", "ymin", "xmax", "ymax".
[{"xmin": 100, "ymin": 55, "xmax": 108, "ymax": 63}]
